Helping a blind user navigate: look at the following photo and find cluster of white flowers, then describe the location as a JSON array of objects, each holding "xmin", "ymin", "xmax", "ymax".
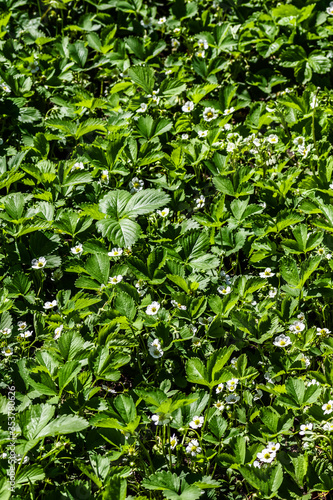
[
  {"xmin": 129, "ymin": 177, "xmax": 144, "ymax": 193},
  {"xmin": 226, "ymin": 378, "xmax": 239, "ymax": 392},
  {"xmin": 254, "ymin": 442, "xmax": 280, "ymax": 466},
  {"xmin": 146, "ymin": 301, "xmax": 160, "ymax": 315},
  {"xmin": 31, "ymin": 257, "xmax": 46, "ymax": 269},
  {"xmin": 148, "ymin": 338, "xmax": 164, "ymax": 358}
]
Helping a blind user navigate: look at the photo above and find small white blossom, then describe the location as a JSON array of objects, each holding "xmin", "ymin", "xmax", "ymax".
[
  {"xmin": 17, "ymin": 322, "xmax": 27, "ymax": 331},
  {"xmin": 1, "ymin": 83, "xmax": 10, "ymax": 93},
  {"xmin": 217, "ymin": 285, "xmax": 231, "ymax": 295},
  {"xmin": 267, "ymin": 134, "xmax": 279, "ymax": 144},
  {"xmin": 137, "ymin": 103, "xmax": 147, "ymax": 113},
  {"xmin": 148, "ymin": 338, "xmax": 164, "ymax": 358},
  {"xmin": 71, "ymin": 161, "xmax": 84, "ymax": 171},
  {"xmin": 299, "ymin": 423, "xmax": 313, "ymax": 435},
  {"xmin": 0, "ymin": 328, "xmax": 11, "ymax": 336},
  {"xmin": 317, "ymin": 327, "xmax": 331, "ymax": 337},
  {"xmin": 290, "ymin": 321, "xmax": 305, "ymax": 333},
  {"xmin": 186, "ymin": 439, "xmax": 202, "ymax": 456},
  {"xmin": 327, "ymin": 6, "xmax": 333, "ymax": 14},
  {"xmin": 170, "ymin": 434, "xmax": 178, "ymax": 449},
  {"xmin": 225, "ymin": 394, "xmax": 240, "ymax": 404},
  {"xmin": 151, "ymin": 413, "xmax": 170, "ymax": 425},
  {"xmin": 297, "ymin": 312, "xmax": 305, "ymax": 321},
  {"xmin": 101, "ymin": 170, "xmax": 109, "ymax": 182},
  {"xmin": 54, "ymin": 324, "xmax": 63, "ymax": 340},
  {"xmin": 171, "ymin": 38, "xmax": 180, "ymax": 49},
  {"xmin": 43, "ymin": 300, "xmax": 57, "ymax": 310},
  {"xmin": 182, "ymin": 101, "xmax": 194, "ymax": 113},
  {"xmin": 19, "ymin": 330, "xmax": 33, "ymax": 338},
  {"xmin": 195, "ymin": 50, "xmax": 205, "ymax": 58},
  {"xmin": 171, "ymin": 300, "xmax": 187, "ymax": 310},
  {"xmin": 158, "ymin": 16, "xmax": 167, "ymax": 24},
  {"xmin": 257, "ymin": 448, "xmax": 276, "ymax": 463},
  {"xmin": 108, "ymin": 275, "xmax": 123, "ymax": 284},
  {"xmin": 146, "ymin": 301, "xmax": 160, "ymax": 315},
  {"xmin": 198, "ymin": 39, "xmax": 208, "ymax": 49},
  {"xmin": 129, "ymin": 177, "xmax": 144, "ymax": 193},
  {"xmin": 189, "ymin": 415, "xmax": 204, "ymax": 429},
  {"xmin": 253, "ymin": 460, "xmax": 261, "ymax": 468},
  {"xmin": 269, "ymin": 287, "xmax": 278, "ymax": 298},
  {"xmin": 293, "ymin": 137, "xmax": 305, "ymax": 147},
  {"xmin": 226, "ymin": 378, "xmax": 239, "ymax": 392},
  {"xmin": 322, "ymin": 401, "xmax": 333, "ymax": 415},
  {"xmin": 157, "ymin": 208, "xmax": 170, "ymax": 217},
  {"xmin": 195, "ymin": 195, "xmax": 205, "ymax": 208},
  {"xmin": 259, "ymin": 268, "xmax": 275, "ymax": 278},
  {"xmin": 181, "ymin": 133, "xmax": 189, "ymax": 140},
  {"xmin": 224, "ymin": 107, "xmax": 235, "ymax": 115},
  {"xmin": 108, "ymin": 248, "xmax": 123, "ymax": 257},
  {"xmin": 71, "ymin": 243, "xmax": 83, "ymax": 255},
  {"xmin": 198, "ymin": 130, "xmax": 208, "ymax": 138},
  {"xmin": 267, "ymin": 442, "xmax": 280, "ymax": 453},
  {"xmin": 216, "ymin": 383, "xmax": 224, "ymax": 394},
  {"xmin": 214, "ymin": 401, "xmax": 225, "ymax": 411},
  {"xmin": 323, "ymin": 422, "xmax": 333, "ymax": 432},
  {"xmin": 32, "ymin": 257, "xmax": 46, "ymax": 269},
  {"xmin": 2, "ymin": 347, "xmax": 13, "ymax": 356},
  {"xmin": 203, "ymin": 107, "xmax": 218, "ymax": 122},
  {"xmin": 273, "ymin": 334, "xmax": 292, "ymax": 347}
]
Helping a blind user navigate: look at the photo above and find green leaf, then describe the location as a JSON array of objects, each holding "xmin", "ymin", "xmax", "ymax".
[
  {"xmin": 97, "ymin": 217, "xmax": 141, "ymax": 247},
  {"xmin": 308, "ymin": 51, "xmax": 331, "ymax": 74},
  {"xmin": 36, "ymin": 414, "xmax": 89, "ymax": 438},
  {"xmin": 128, "ymin": 65, "xmax": 155, "ymax": 94},
  {"xmin": 85, "ymin": 253, "xmax": 110, "ymax": 284},
  {"xmin": 185, "ymin": 358, "xmax": 210, "ymax": 387}
]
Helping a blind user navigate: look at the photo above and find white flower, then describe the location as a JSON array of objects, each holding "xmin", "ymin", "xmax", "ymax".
[
  {"xmin": 267, "ymin": 134, "xmax": 279, "ymax": 144},
  {"xmin": 322, "ymin": 401, "xmax": 333, "ymax": 415},
  {"xmin": 267, "ymin": 442, "xmax": 280, "ymax": 453},
  {"xmin": 198, "ymin": 316, "xmax": 213, "ymax": 326},
  {"xmin": 298, "ymin": 145, "xmax": 311, "ymax": 158},
  {"xmin": 253, "ymin": 389, "xmax": 263, "ymax": 401},
  {"xmin": 181, "ymin": 133, "xmax": 189, "ymax": 140},
  {"xmin": 2, "ymin": 347, "xmax": 13, "ymax": 356},
  {"xmin": 157, "ymin": 208, "xmax": 170, "ymax": 217},
  {"xmin": 306, "ymin": 379, "xmax": 320, "ymax": 387},
  {"xmin": 269, "ymin": 288, "xmax": 278, "ymax": 298},
  {"xmin": 146, "ymin": 301, "xmax": 160, "ymax": 315},
  {"xmin": 195, "ymin": 195, "xmax": 205, "ymax": 208},
  {"xmin": 71, "ymin": 243, "xmax": 83, "ymax": 255},
  {"xmin": 299, "ymin": 423, "xmax": 313, "ymax": 435},
  {"xmin": 189, "ymin": 415, "xmax": 204, "ymax": 429},
  {"xmin": 109, "ymin": 275, "xmax": 123, "ymax": 284},
  {"xmin": 329, "ymin": 183, "xmax": 333, "ymax": 190},
  {"xmin": 195, "ymin": 50, "xmax": 205, "ymax": 58},
  {"xmin": 171, "ymin": 300, "xmax": 187, "ymax": 310},
  {"xmin": 149, "ymin": 342, "xmax": 164, "ymax": 358},
  {"xmin": 225, "ymin": 394, "xmax": 240, "ymax": 404},
  {"xmin": 203, "ymin": 107, "xmax": 218, "ymax": 122},
  {"xmin": 230, "ymin": 357, "xmax": 238, "ymax": 367},
  {"xmin": 108, "ymin": 248, "xmax": 123, "ymax": 257},
  {"xmin": 224, "ymin": 123, "xmax": 232, "ymax": 130},
  {"xmin": 273, "ymin": 334, "xmax": 292, "ymax": 347},
  {"xmin": 253, "ymin": 460, "xmax": 261, "ymax": 468},
  {"xmin": 226, "ymin": 378, "xmax": 239, "ymax": 392},
  {"xmin": 317, "ymin": 327, "xmax": 331, "ymax": 337},
  {"xmin": 43, "ymin": 300, "xmax": 57, "ymax": 310},
  {"xmin": 170, "ymin": 434, "xmax": 178, "ymax": 449},
  {"xmin": 216, "ymin": 383, "xmax": 224, "ymax": 394},
  {"xmin": 158, "ymin": 16, "xmax": 166, "ymax": 24},
  {"xmin": 129, "ymin": 177, "xmax": 144, "ymax": 193},
  {"xmin": 182, "ymin": 101, "xmax": 194, "ymax": 113},
  {"xmin": 226, "ymin": 142, "xmax": 236, "ymax": 152},
  {"xmin": 137, "ymin": 103, "xmax": 147, "ymax": 112},
  {"xmin": 186, "ymin": 439, "xmax": 202, "ymax": 456},
  {"xmin": 224, "ymin": 107, "xmax": 235, "ymax": 115},
  {"xmin": 140, "ymin": 18, "xmax": 152, "ymax": 28},
  {"xmin": 151, "ymin": 413, "xmax": 170, "ymax": 425},
  {"xmin": 17, "ymin": 321, "xmax": 27, "ymax": 331},
  {"xmin": 19, "ymin": 330, "xmax": 33, "ymax": 338},
  {"xmin": 290, "ymin": 321, "xmax": 305, "ymax": 333},
  {"xmin": 300, "ymin": 355, "xmax": 311, "ymax": 368},
  {"xmin": 171, "ymin": 38, "xmax": 180, "ymax": 49},
  {"xmin": 297, "ymin": 312, "xmax": 305, "ymax": 321},
  {"xmin": 198, "ymin": 130, "xmax": 208, "ymax": 138},
  {"xmin": 0, "ymin": 328, "xmax": 11, "ymax": 336},
  {"xmin": 1, "ymin": 83, "xmax": 10, "ymax": 93},
  {"xmin": 32, "ymin": 257, "xmax": 46, "ymax": 269},
  {"xmin": 217, "ymin": 285, "xmax": 231, "ymax": 295},
  {"xmin": 214, "ymin": 401, "xmax": 225, "ymax": 411},
  {"xmin": 71, "ymin": 161, "xmax": 84, "ymax": 171},
  {"xmin": 101, "ymin": 170, "xmax": 109, "ymax": 182},
  {"xmin": 293, "ymin": 137, "xmax": 305, "ymax": 147},
  {"xmin": 327, "ymin": 253, "xmax": 332, "ymax": 260},
  {"xmin": 257, "ymin": 448, "xmax": 276, "ymax": 463},
  {"xmin": 54, "ymin": 324, "xmax": 63, "ymax": 340},
  {"xmin": 198, "ymin": 39, "xmax": 208, "ymax": 50},
  {"xmin": 323, "ymin": 422, "xmax": 333, "ymax": 432},
  {"xmin": 327, "ymin": 6, "xmax": 333, "ymax": 14},
  {"xmin": 259, "ymin": 268, "xmax": 275, "ymax": 278}
]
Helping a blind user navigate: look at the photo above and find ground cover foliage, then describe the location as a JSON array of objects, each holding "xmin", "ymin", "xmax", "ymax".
[{"xmin": 1, "ymin": 0, "xmax": 333, "ymax": 498}]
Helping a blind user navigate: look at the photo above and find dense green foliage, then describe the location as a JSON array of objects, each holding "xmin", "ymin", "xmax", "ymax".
[{"xmin": 1, "ymin": 0, "xmax": 333, "ymax": 498}]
